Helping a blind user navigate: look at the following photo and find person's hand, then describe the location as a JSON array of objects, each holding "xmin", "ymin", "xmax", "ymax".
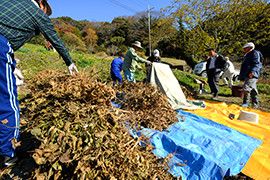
[
  {"xmin": 137, "ymin": 65, "xmax": 142, "ymax": 71},
  {"xmin": 249, "ymin": 73, "xmax": 254, "ymax": 78},
  {"xmin": 68, "ymin": 63, "xmax": 78, "ymax": 75},
  {"xmin": 145, "ymin": 60, "xmax": 152, "ymax": 66}
]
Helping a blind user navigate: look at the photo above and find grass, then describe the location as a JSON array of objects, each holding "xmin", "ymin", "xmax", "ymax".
[
  {"xmin": 16, "ymin": 43, "xmax": 113, "ymax": 81},
  {"xmin": 162, "ymin": 57, "xmax": 187, "ymax": 66},
  {"xmin": 15, "ymin": 43, "xmax": 270, "ymax": 112}
]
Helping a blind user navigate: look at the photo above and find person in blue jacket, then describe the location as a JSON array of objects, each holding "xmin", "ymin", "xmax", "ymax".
[
  {"xmin": 239, "ymin": 42, "xmax": 263, "ymax": 108},
  {"xmin": 110, "ymin": 54, "xmax": 125, "ymax": 86}
]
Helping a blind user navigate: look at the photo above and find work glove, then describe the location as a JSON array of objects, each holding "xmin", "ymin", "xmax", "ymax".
[
  {"xmin": 145, "ymin": 60, "xmax": 152, "ymax": 66},
  {"xmin": 137, "ymin": 64, "xmax": 142, "ymax": 71},
  {"xmin": 68, "ymin": 63, "xmax": 78, "ymax": 75}
]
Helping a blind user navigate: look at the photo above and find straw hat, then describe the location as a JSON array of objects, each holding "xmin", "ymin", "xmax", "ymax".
[{"xmin": 131, "ymin": 41, "xmax": 142, "ymax": 49}]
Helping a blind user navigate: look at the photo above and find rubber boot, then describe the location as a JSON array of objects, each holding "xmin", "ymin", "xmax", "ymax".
[
  {"xmin": 241, "ymin": 93, "xmax": 249, "ymax": 108},
  {"xmin": 251, "ymin": 95, "xmax": 259, "ymax": 109}
]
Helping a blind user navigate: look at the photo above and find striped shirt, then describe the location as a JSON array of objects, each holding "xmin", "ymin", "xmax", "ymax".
[{"xmin": 0, "ymin": 0, "xmax": 72, "ymax": 66}]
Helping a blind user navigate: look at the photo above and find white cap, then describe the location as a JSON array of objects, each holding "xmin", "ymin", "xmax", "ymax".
[
  {"xmin": 243, "ymin": 42, "xmax": 255, "ymax": 49},
  {"xmin": 153, "ymin": 49, "xmax": 160, "ymax": 57}
]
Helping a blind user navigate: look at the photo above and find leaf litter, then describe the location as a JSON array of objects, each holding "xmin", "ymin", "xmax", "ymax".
[{"xmin": 2, "ymin": 70, "xmax": 184, "ymax": 180}]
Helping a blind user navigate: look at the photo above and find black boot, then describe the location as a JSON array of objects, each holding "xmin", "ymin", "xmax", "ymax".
[
  {"xmin": 0, "ymin": 155, "xmax": 18, "ymax": 166},
  {"xmin": 251, "ymin": 95, "xmax": 259, "ymax": 109},
  {"xmin": 241, "ymin": 93, "xmax": 250, "ymax": 108}
]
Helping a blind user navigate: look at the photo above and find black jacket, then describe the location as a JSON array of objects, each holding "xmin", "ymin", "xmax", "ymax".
[
  {"xmin": 147, "ymin": 56, "xmax": 162, "ymax": 63},
  {"xmin": 206, "ymin": 54, "xmax": 227, "ymax": 72}
]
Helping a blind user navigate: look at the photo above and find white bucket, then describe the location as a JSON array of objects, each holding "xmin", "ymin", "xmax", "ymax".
[{"xmin": 238, "ymin": 110, "xmax": 259, "ymax": 124}]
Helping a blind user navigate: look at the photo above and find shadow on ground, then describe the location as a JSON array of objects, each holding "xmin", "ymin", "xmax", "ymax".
[{"xmin": 0, "ymin": 129, "xmax": 40, "ymax": 179}]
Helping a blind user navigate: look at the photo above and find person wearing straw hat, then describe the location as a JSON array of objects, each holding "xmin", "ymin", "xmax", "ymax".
[
  {"xmin": 239, "ymin": 42, "xmax": 263, "ymax": 108},
  {"xmin": 0, "ymin": 0, "xmax": 78, "ymax": 166},
  {"xmin": 122, "ymin": 41, "xmax": 151, "ymax": 82}
]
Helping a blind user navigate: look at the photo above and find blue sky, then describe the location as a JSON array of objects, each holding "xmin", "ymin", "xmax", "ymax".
[{"xmin": 49, "ymin": 0, "xmax": 173, "ymax": 22}]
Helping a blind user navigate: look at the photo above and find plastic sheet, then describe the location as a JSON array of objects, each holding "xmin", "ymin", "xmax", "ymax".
[
  {"xmin": 129, "ymin": 109, "xmax": 262, "ymax": 179},
  {"xmin": 187, "ymin": 100, "xmax": 270, "ymax": 179}
]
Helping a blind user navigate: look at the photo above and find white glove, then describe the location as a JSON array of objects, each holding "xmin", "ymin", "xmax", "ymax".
[
  {"xmin": 145, "ymin": 60, "xmax": 152, "ymax": 66},
  {"xmin": 68, "ymin": 63, "xmax": 78, "ymax": 75},
  {"xmin": 14, "ymin": 68, "xmax": 24, "ymax": 80},
  {"xmin": 137, "ymin": 64, "xmax": 142, "ymax": 71}
]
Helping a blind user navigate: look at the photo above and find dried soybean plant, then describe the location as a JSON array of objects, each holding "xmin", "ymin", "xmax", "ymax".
[
  {"xmin": 21, "ymin": 70, "xmax": 179, "ymax": 180},
  {"xmin": 113, "ymin": 80, "xmax": 178, "ymax": 131}
]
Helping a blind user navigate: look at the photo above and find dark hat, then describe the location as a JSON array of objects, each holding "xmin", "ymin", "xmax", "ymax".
[
  {"xmin": 45, "ymin": 0, "xmax": 52, "ymax": 16},
  {"xmin": 203, "ymin": 55, "xmax": 210, "ymax": 59},
  {"xmin": 35, "ymin": 0, "xmax": 52, "ymax": 16},
  {"xmin": 206, "ymin": 48, "xmax": 215, "ymax": 52}
]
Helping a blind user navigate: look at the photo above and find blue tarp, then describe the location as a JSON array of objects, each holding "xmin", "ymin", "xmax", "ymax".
[{"xmin": 129, "ymin": 110, "xmax": 262, "ymax": 180}]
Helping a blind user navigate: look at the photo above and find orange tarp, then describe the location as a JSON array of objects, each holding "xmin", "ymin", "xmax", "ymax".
[{"xmin": 187, "ymin": 100, "xmax": 270, "ymax": 180}]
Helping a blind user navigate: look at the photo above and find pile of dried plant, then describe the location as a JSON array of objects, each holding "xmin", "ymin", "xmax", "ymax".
[
  {"xmin": 180, "ymin": 85, "xmax": 195, "ymax": 99},
  {"xmin": 113, "ymin": 80, "xmax": 178, "ymax": 131},
  {"xmin": 21, "ymin": 70, "xmax": 179, "ymax": 180}
]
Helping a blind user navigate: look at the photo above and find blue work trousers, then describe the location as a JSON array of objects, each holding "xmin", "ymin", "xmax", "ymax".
[
  {"xmin": 110, "ymin": 69, "xmax": 122, "ymax": 85},
  {"xmin": 0, "ymin": 34, "xmax": 20, "ymax": 158}
]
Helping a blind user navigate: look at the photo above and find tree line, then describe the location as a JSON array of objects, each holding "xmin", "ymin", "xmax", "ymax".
[{"xmin": 30, "ymin": 0, "xmax": 270, "ymax": 68}]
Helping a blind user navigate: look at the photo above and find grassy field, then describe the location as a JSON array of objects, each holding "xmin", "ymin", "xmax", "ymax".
[{"xmin": 16, "ymin": 43, "xmax": 270, "ymax": 112}]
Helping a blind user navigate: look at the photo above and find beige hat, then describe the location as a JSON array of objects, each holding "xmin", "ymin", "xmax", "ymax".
[
  {"xmin": 243, "ymin": 42, "xmax": 255, "ymax": 49},
  {"xmin": 238, "ymin": 110, "xmax": 259, "ymax": 124},
  {"xmin": 131, "ymin": 41, "xmax": 142, "ymax": 49}
]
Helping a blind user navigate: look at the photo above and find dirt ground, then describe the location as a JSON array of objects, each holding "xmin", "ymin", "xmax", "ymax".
[{"xmin": 196, "ymin": 88, "xmax": 270, "ymax": 113}]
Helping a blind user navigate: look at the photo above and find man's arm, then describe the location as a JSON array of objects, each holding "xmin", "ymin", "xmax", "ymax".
[
  {"xmin": 36, "ymin": 14, "xmax": 78, "ymax": 74},
  {"xmin": 129, "ymin": 48, "xmax": 151, "ymax": 65},
  {"xmin": 33, "ymin": 10, "xmax": 73, "ymax": 67}
]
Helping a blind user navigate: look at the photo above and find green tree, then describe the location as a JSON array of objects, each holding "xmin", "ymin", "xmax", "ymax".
[
  {"xmin": 110, "ymin": 36, "xmax": 125, "ymax": 47},
  {"xmin": 61, "ymin": 32, "xmax": 86, "ymax": 52},
  {"xmin": 164, "ymin": 0, "xmax": 270, "ymax": 60},
  {"xmin": 95, "ymin": 22, "xmax": 115, "ymax": 47}
]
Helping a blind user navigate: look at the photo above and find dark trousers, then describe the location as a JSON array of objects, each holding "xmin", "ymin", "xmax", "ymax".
[{"xmin": 207, "ymin": 69, "xmax": 221, "ymax": 95}]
